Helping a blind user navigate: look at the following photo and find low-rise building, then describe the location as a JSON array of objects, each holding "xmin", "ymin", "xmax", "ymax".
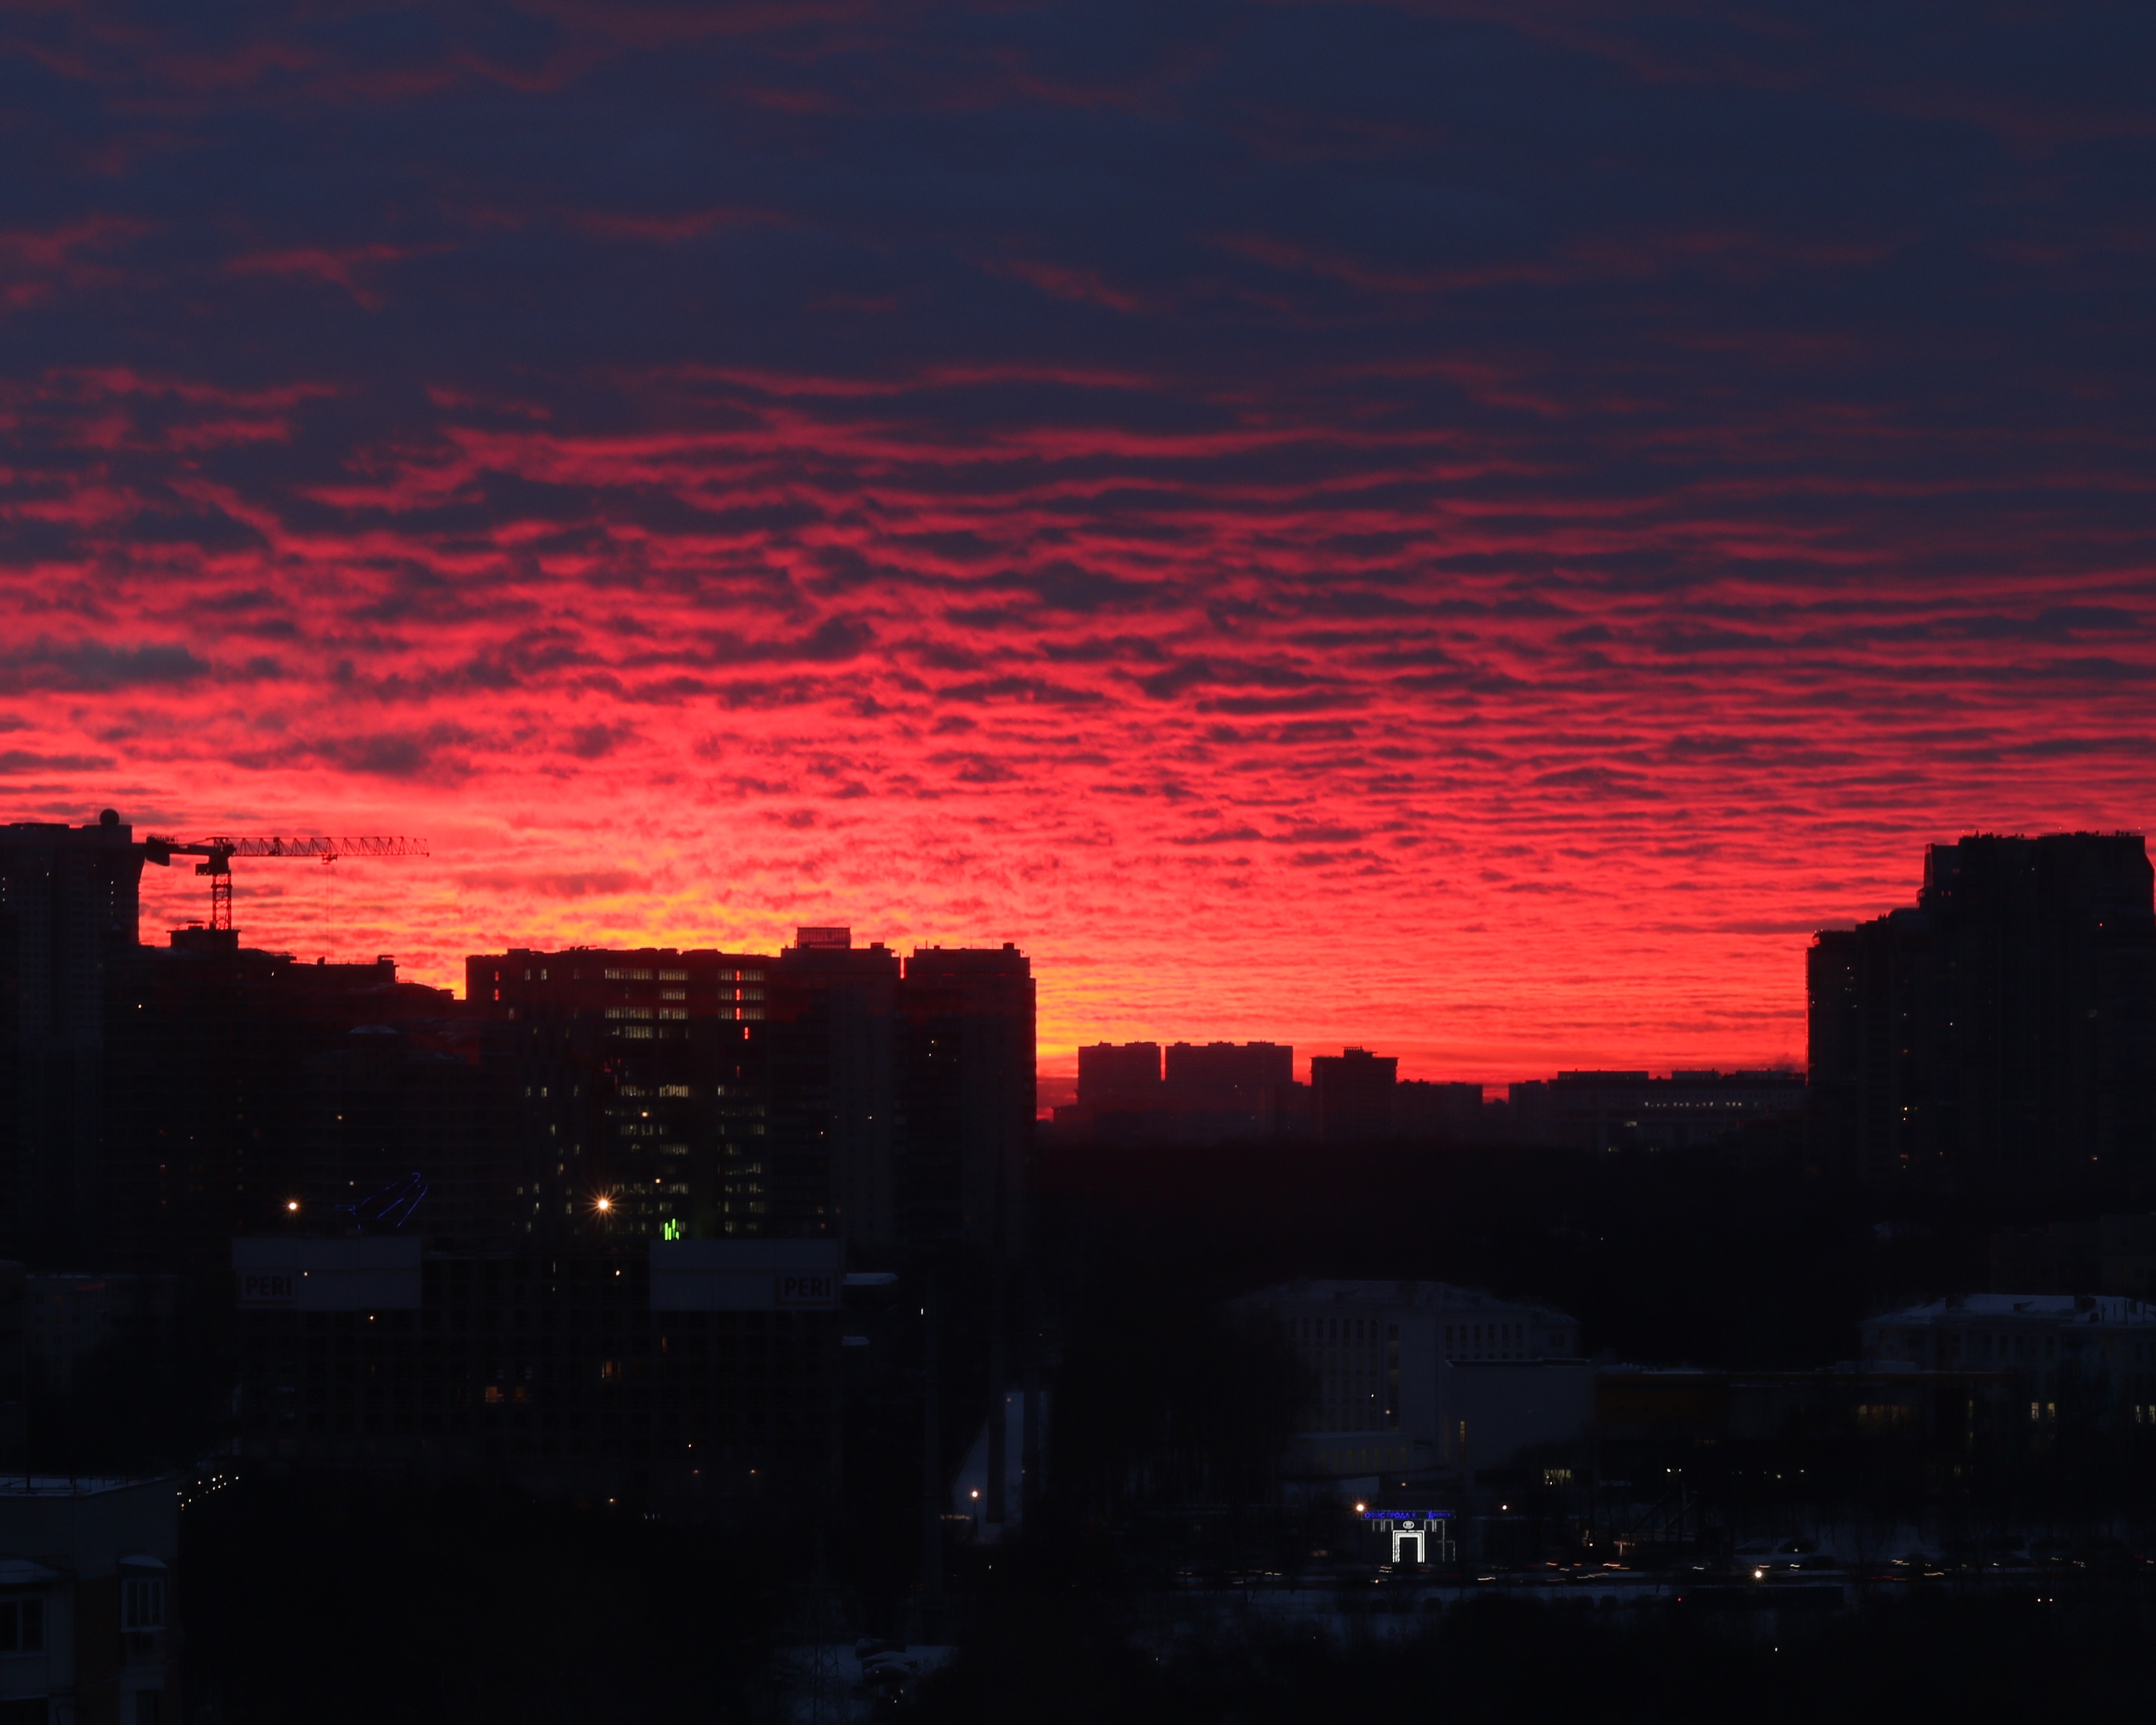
[
  {"xmin": 1859, "ymin": 1293, "xmax": 2156, "ymax": 1428},
  {"xmin": 1238, "ymin": 1280, "xmax": 1587, "ymax": 1487},
  {"xmin": 0, "ymin": 1475, "xmax": 178, "ymax": 1725}
]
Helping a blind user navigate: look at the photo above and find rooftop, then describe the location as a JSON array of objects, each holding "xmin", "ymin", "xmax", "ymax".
[
  {"xmin": 1871, "ymin": 1294, "xmax": 2156, "ymax": 1326},
  {"xmin": 0, "ymin": 1476, "xmax": 174, "ymax": 1498}
]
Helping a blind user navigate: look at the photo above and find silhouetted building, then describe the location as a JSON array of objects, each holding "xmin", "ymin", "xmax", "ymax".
[
  {"xmin": 1311, "ymin": 1048, "xmax": 1397, "ymax": 1144},
  {"xmin": 1263, "ymin": 1079, "xmax": 1312, "ymax": 1141},
  {"xmin": 1058, "ymin": 1040, "xmax": 1300, "ymax": 1145},
  {"xmin": 768, "ymin": 931, "xmax": 900, "ymax": 1247},
  {"xmin": 1164, "ymin": 1041, "xmax": 1291, "ymax": 1143},
  {"xmin": 107, "ymin": 940, "xmax": 453, "ymax": 1274},
  {"xmin": 1392, "ymin": 1080, "xmax": 1487, "ymax": 1143},
  {"xmin": 1809, "ymin": 833, "xmax": 2156, "ymax": 1177},
  {"xmin": 0, "ymin": 813, "xmax": 143, "ymax": 1267},
  {"xmin": 898, "ymin": 945, "xmax": 1034, "ymax": 1258},
  {"xmin": 1075, "ymin": 1044, "xmax": 1162, "ymax": 1111},
  {"xmin": 1507, "ymin": 1069, "xmax": 1805, "ymax": 1153}
]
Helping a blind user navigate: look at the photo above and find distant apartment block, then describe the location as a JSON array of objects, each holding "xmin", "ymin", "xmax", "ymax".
[
  {"xmin": 1506, "ymin": 1070, "xmax": 1805, "ymax": 1153},
  {"xmin": 1392, "ymin": 1080, "xmax": 1486, "ymax": 1142},
  {"xmin": 1075, "ymin": 1043, "xmax": 1163, "ymax": 1112},
  {"xmin": 1059, "ymin": 1044, "xmax": 1509, "ymax": 1147},
  {"xmin": 1310, "ymin": 1048, "xmax": 1397, "ymax": 1144},
  {"xmin": 1061, "ymin": 1040, "xmax": 1292, "ymax": 1146}
]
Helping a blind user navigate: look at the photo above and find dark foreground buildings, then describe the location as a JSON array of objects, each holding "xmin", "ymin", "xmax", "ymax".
[
  {"xmin": 1809, "ymin": 833, "xmax": 2156, "ymax": 1179},
  {"xmin": 229, "ymin": 1236, "xmax": 845, "ymax": 1510},
  {"xmin": 0, "ymin": 825, "xmax": 1036, "ymax": 1275},
  {"xmin": 0, "ymin": 813, "xmax": 1036, "ymax": 1520}
]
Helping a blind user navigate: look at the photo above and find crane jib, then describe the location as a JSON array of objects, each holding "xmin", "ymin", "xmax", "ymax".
[{"xmin": 138, "ymin": 835, "xmax": 428, "ymax": 930}]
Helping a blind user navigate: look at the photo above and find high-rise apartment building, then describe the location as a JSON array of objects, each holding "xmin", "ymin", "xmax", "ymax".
[
  {"xmin": 470, "ymin": 933, "xmax": 1035, "ymax": 1258},
  {"xmin": 767, "ymin": 930, "xmax": 900, "ymax": 1248},
  {"xmin": 0, "ymin": 813, "xmax": 143, "ymax": 1266},
  {"xmin": 1809, "ymin": 833, "xmax": 2156, "ymax": 1177},
  {"xmin": 900, "ymin": 945, "xmax": 1034, "ymax": 1259},
  {"xmin": 469, "ymin": 947, "xmax": 771, "ymax": 1245}
]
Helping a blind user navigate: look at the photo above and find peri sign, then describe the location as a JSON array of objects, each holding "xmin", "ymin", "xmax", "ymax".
[{"xmin": 648, "ymin": 1239, "xmax": 846, "ymax": 1312}]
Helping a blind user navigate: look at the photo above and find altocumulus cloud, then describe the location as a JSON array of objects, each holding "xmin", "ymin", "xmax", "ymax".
[{"xmin": 0, "ymin": 1, "xmax": 2152, "ymax": 1075}]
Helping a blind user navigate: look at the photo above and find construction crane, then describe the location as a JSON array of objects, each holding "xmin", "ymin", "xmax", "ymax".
[{"xmin": 142, "ymin": 834, "xmax": 430, "ymax": 931}]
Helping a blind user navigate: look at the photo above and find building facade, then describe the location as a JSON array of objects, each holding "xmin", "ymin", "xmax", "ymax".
[
  {"xmin": 230, "ymin": 1236, "xmax": 844, "ymax": 1514},
  {"xmin": 0, "ymin": 1475, "xmax": 177, "ymax": 1725},
  {"xmin": 1240, "ymin": 1280, "xmax": 1585, "ymax": 1486},
  {"xmin": 1859, "ymin": 1293, "xmax": 2156, "ymax": 1431},
  {"xmin": 470, "ymin": 945, "xmax": 776, "ymax": 1247}
]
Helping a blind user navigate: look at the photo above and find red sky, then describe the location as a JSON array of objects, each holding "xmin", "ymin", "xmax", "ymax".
[{"xmin": 4, "ymin": 2, "xmax": 2153, "ymax": 1091}]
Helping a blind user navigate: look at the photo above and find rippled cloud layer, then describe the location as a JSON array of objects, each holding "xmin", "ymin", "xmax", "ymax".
[{"xmin": 4, "ymin": 1, "xmax": 2154, "ymax": 1081}]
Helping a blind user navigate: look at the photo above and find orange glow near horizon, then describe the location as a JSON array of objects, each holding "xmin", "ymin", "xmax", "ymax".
[{"xmin": 5, "ymin": 12, "xmax": 2152, "ymax": 1096}]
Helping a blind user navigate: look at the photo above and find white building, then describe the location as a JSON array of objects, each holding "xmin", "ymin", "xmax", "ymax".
[
  {"xmin": 0, "ymin": 1475, "xmax": 177, "ymax": 1725},
  {"xmin": 1238, "ymin": 1280, "xmax": 1588, "ymax": 1486},
  {"xmin": 1859, "ymin": 1294, "xmax": 2156, "ymax": 1428}
]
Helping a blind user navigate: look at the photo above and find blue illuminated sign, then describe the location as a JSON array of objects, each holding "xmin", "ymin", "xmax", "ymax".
[{"xmin": 1361, "ymin": 1510, "xmax": 1453, "ymax": 1520}]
